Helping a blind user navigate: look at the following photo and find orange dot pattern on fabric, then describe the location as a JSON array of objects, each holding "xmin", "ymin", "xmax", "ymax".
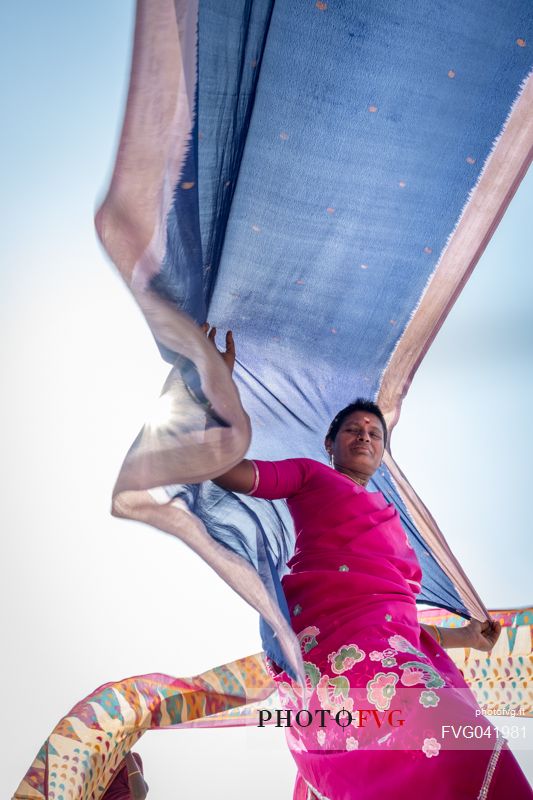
[
  {"xmin": 399, "ymin": 181, "xmax": 406, "ymax": 188},
  {"xmin": 326, "ymin": 207, "xmax": 335, "ymax": 214},
  {"xmin": 516, "ymin": 38, "xmax": 526, "ymax": 47},
  {"xmin": 316, "ymin": 1, "xmax": 327, "ymax": 9},
  {"xmin": 280, "ymin": 131, "xmax": 289, "ymax": 140},
  {"xmin": 368, "ymin": 105, "xmax": 378, "ymax": 113},
  {"xmin": 466, "ymin": 155, "xmax": 476, "ymax": 164},
  {"xmin": 448, "ymin": 70, "xmax": 456, "ymax": 78},
  {"xmin": 423, "ymin": 246, "xmax": 432, "ymax": 254},
  {"xmin": 181, "ymin": 182, "xmax": 195, "ymax": 190}
]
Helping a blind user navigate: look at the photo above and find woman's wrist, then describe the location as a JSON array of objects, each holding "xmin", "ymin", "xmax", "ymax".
[
  {"xmin": 425, "ymin": 623, "xmax": 442, "ymax": 646},
  {"xmin": 440, "ymin": 625, "xmax": 470, "ymax": 649},
  {"xmin": 421, "ymin": 622, "xmax": 469, "ymax": 649}
]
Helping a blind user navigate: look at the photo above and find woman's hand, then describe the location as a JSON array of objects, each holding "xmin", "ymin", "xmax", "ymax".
[
  {"xmin": 124, "ymin": 752, "xmax": 148, "ymax": 799},
  {"xmin": 461, "ymin": 618, "xmax": 501, "ymax": 652},
  {"xmin": 201, "ymin": 322, "xmax": 235, "ymax": 374}
]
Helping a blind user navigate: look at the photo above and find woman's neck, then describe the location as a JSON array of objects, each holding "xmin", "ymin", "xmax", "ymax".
[{"xmin": 334, "ymin": 466, "xmax": 369, "ymax": 487}]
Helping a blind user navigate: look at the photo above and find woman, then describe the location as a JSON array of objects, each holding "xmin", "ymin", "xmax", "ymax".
[
  {"xmin": 204, "ymin": 326, "xmax": 532, "ymax": 799},
  {"xmin": 114, "ymin": 326, "xmax": 532, "ymax": 799}
]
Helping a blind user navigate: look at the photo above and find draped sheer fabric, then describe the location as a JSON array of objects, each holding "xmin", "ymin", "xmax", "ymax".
[{"xmin": 95, "ymin": 0, "xmax": 533, "ymax": 678}]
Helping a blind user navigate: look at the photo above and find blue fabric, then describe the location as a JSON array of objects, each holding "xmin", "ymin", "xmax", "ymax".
[{"xmin": 153, "ymin": 0, "xmax": 532, "ymax": 672}]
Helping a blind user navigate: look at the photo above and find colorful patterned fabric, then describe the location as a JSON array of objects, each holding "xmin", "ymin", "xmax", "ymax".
[
  {"xmin": 95, "ymin": 0, "xmax": 533, "ymax": 677},
  {"xmin": 12, "ymin": 655, "xmax": 274, "ymax": 800},
  {"xmin": 12, "ymin": 611, "xmax": 531, "ymax": 797},
  {"xmin": 418, "ymin": 607, "xmax": 533, "ymax": 717}
]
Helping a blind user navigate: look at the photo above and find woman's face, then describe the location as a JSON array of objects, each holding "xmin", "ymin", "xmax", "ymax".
[{"xmin": 326, "ymin": 410, "xmax": 385, "ymax": 479}]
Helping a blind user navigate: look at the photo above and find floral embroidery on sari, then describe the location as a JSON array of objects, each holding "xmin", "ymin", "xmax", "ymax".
[
  {"xmin": 346, "ymin": 735, "xmax": 359, "ymax": 751},
  {"xmin": 419, "ymin": 689, "xmax": 440, "ymax": 708},
  {"xmin": 298, "ymin": 626, "xmax": 320, "ymax": 654},
  {"xmin": 282, "ymin": 660, "xmax": 322, "ymax": 704},
  {"xmin": 304, "ymin": 661, "xmax": 322, "ymax": 689},
  {"xmin": 422, "ymin": 737, "xmax": 441, "ymax": 758},
  {"xmin": 327, "ymin": 644, "xmax": 366, "ymax": 674},
  {"xmin": 317, "ymin": 674, "xmax": 354, "ymax": 713},
  {"xmin": 400, "ymin": 666, "xmax": 426, "ymax": 686},
  {"xmin": 399, "ymin": 661, "xmax": 445, "ymax": 689},
  {"xmin": 366, "ymin": 672, "xmax": 399, "ymax": 711},
  {"xmin": 388, "ymin": 634, "xmax": 427, "ymax": 659},
  {"xmin": 278, "ymin": 680, "xmax": 300, "ymax": 707}
]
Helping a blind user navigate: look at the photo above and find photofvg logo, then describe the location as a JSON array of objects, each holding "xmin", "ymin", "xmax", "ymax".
[
  {"xmin": 253, "ymin": 690, "xmax": 533, "ymax": 753},
  {"xmin": 258, "ymin": 708, "xmax": 405, "ymax": 728}
]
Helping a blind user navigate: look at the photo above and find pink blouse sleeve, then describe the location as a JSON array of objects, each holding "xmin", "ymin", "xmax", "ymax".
[{"xmin": 245, "ymin": 458, "xmax": 311, "ymax": 500}]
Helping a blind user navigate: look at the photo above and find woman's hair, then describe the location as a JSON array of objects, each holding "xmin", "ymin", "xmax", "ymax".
[{"xmin": 326, "ymin": 398, "xmax": 388, "ymax": 446}]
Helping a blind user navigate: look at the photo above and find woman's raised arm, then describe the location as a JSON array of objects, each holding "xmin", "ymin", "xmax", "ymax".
[
  {"xmin": 202, "ymin": 323, "xmax": 255, "ymax": 494},
  {"xmin": 212, "ymin": 459, "xmax": 256, "ymax": 493}
]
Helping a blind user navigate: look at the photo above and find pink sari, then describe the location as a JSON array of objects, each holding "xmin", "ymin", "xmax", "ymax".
[{"xmin": 249, "ymin": 458, "xmax": 532, "ymax": 800}]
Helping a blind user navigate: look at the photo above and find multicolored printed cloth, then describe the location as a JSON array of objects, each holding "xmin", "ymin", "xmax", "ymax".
[
  {"xmin": 418, "ymin": 607, "xmax": 533, "ymax": 717},
  {"xmin": 12, "ymin": 609, "xmax": 532, "ymax": 799},
  {"xmin": 12, "ymin": 655, "xmax": 274, "ymax": 800}
]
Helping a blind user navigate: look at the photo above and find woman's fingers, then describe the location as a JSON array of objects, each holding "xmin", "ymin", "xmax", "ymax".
[
  {"xmin": 202, "ymin": 322, "xmax": 218, "ymax": 344},
  {"xmin": 203, "ymin": 323, "xmax": 233, "ymax": 352},
  {"xmin": 201, "ymin": 323, "xmax": 235, "ymax": 372},
  {"xmin": 225, "ymin": 330, "xmax": 234, "ymax": 353},
  {"xmin": 491, "ymin": 620, "xmax": 501, "ymax": 642},
  {"xmin": 481, "ymin": 619, "xmax": 501, "ymax": 648}
]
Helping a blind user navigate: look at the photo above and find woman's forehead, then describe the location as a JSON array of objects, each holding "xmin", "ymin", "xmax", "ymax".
[{"xmin": 341, "ymin": 410, "xmax": 381, "ymax": 428}]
